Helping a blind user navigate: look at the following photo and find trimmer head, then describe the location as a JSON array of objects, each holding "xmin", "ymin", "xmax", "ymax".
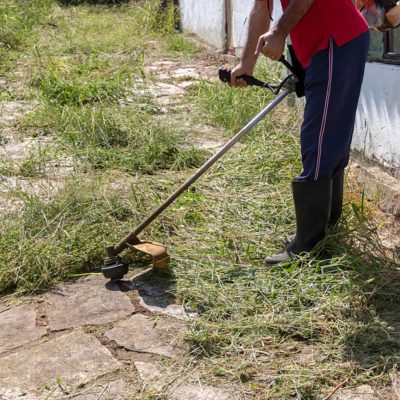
[
  {"xmin": 102, "ymin": 237, "xmax": 170, "ymax": 281},
  {"xmin": 101, "ymin": 257, "xmax": 129, "ymax": 281}
]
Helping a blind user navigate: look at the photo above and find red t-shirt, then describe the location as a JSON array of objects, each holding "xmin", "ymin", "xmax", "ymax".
[{"xmin": 280, "ymin": 0, "xmax": 368, "ymax": 68}]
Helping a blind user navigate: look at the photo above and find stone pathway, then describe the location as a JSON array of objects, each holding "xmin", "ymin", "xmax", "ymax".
[{"xmin": 0, "ymin": 272, "xmax": 234, "ymax": 400}]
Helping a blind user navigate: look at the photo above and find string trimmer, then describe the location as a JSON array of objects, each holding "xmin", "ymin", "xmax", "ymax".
[{"xmin": 102, "ymin": 56, "xmax": 298, "ymax": 281}]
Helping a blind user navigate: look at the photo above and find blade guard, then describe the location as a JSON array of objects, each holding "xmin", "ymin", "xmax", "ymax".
[{"xmin": 127, "ymin": 240, "xmax": 170, "ymax": 268}]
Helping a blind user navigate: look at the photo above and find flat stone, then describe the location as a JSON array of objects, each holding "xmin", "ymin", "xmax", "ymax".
[
  {"xmin": 131, "ymin": 270, "xmax": 176, "ymax": 297},
  {"xmin": 139, "ymin": 294, "xmax": 189, "ymax": 320},
  {"xmin": 0, "ymin": 304, "xmax": 11, "ymax": 313},
  {"xmin": 0, "ymin": 388, "xmax": 39, "ymax": 400},
  {"xmin": 0, "ymin": 330, "xmax": 122, "ymax": 395},
  {"xmin": 172, "ymin": 68, "xmax": 201, "ymax": 80},
  {"xmin": 132, "ymin": 271, "xmax": 195, "ymax": 319},
  {"xmin": 150, "ymin": 83, "xmax": 186, "ymax": 97},
  {"xmin": 170, "ymin": 384, "xmax": 234, "ymax": 400},
  {"xmin": 0, "ymin": 100, "xmax": 36, "ymax": 126},
  {"xmin": 0, "ymin": 136, "xmax": 52, "ymax": 162},
  {"xmin": 333, "ymin": 385, "xmax": 376, "ymax": 400},
  {"xmin": 0, "ymin": 304, "xmax": 46, "ymax": 353},
  {"xmin": 191, "ymin": 138, "xmax": 226, "ymax": 151},
  {"xmin": 45, "ymin": 275, "xmax": 134, "ymax": 331},
  {"xmin": 69, "ymin": 379, "xmax": 133, "ymax": 400},
  {"xmin": 391, "ymin": 372, "xmax": 400, "ymax": 399},
  {"xmin": 105, "ymin": 314, "xmax": 186, "ymax": 358},
  {"xmin": 134, "ymin": 361, "xmax": 169, "ymax": 390},
  {"xmin": 176, "ymin": 81, "xmax": 196, "ymax": 89}
]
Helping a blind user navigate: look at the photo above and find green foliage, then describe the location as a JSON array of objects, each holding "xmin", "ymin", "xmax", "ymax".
[
  {"xmin": 0, "ymin": 0, "xmax": 53, "ymax": 71},
  {"xmin": 166, "ymin": 34, "xmax": 201, "ymax": 57},
  {"xmin": 20, "ymin": 103, "xmax": 209, "ymax": 174},
  {"xmin": 0, "ymin": 176, "xmax": 137, "ymax": 293},
  {"xmin": 58, "ymin": 0, "xmax": 129, "ymax": 5},
  {"xmin": 193, "ymin": 60, "xmax": 285, "ymax": 133},
  {"xmin": 31, "ymin": 56, "xmax": 132, "ymax": 106}
]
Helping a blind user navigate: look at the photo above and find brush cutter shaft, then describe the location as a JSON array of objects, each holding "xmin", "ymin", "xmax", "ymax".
[{"xmin": 111, "ymin": 88, "xmax": 291, "ymax": 256}]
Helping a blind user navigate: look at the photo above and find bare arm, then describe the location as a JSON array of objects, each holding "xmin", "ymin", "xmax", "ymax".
[
  {"xmin": 256, "ymin": 0, "xmax": 315, "ymax": 60},
  {"xmin": 276, "ymin": 0, "xmax": 315, "ymax": 37},
  {"xmin": 230, "ymin": 0, "xmax": 272, "ymax": 87}
]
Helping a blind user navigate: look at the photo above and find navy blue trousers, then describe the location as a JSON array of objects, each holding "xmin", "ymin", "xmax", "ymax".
[{"xmin": 297, "ymin": 31, "xmax": 370, "ymax": 182}]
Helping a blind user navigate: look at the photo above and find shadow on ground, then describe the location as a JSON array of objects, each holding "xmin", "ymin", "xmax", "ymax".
[{"xmin": 112, "ymin": 267, "xmax": 185, "ymax": 317}]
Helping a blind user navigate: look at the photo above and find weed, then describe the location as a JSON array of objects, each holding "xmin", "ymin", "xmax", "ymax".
[
  {"xmin": 19, "ymin": 103, "xmax": 209, "ymax": 174},
  {"xmin": 192, "ymin": 60, "xmax": 286, "ymax": 134},
  {"xmin": 0, "ymin": 0, "xmax": 53, "ymax": 72},
  {"xmin": 166, "ymin": 34, "xmax": 201, "ymax": 58},
  {"xmin": 31, "ymin": 56, "xmax": 133, "ymax": 106},
  {"xmin": 0, "ymin": 175, "xmax": 138, "ymax": 294}
]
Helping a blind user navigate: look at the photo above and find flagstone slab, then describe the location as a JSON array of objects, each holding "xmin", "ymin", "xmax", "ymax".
[
  {"xmin": 391, "ymin": 372, "xmax": 400, "ymax": 399},
  {"xmin": 105, "ymin": 314, "xmax": 186, "ymax": 358},
  {"xmin": 0, "ymin": 304, "xmax": 46, "ymax": 353},
  {"xmin": 131, "ymin": 271, "xmax": 196, "ymax": 319},
  {"xmin": 0, "ymin": 304, "xmax": 10, "ymax": 313},
  {"xmin": 0, "ymin": 387, "xmax": 39, "ymax": 400},
  {"xmin": 139, "ymin": 295, "xmax": 189, "ymax": 320},
  {"xmin": 45, "ymin": 275, "xmax": 134, "ymax": 331},
  {"xmin": 170, "ymin": 384, "xmax": 234, "ymax": 400},
  {"xmin": 69, "ymin": 379, "xmax": 134, "ymax": 400},
  {"xmin": 134, "ymin": 361, "xmax": 171, "ymax": 390},
  {"xmin": 131, "ymin": 271, "xmax": 176, "ymax": 297},
  {"xmin": 0, "ymin": 331, "xmax": 122, "ymax": 395},
  {"xmin": 333, "ymin": 385, "xmax": 376, "ymax": 400}
]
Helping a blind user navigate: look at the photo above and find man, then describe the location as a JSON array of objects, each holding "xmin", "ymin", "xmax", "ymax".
[{"xmin": 231, "ymin": 0, "xmax": 370, "ymax": 265}]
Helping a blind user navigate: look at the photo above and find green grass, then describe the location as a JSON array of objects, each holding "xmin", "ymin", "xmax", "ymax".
[
  {"xmin": 166, "ymin": 34, "xmax": 202, "ymax": 58},
  {"xmin": 1, "ymin": 1, "xmax": 400, "ymax": 398},
  {"xmin": 31, "ymin": 55, "xmax": 134, "ymax": 106},
  {"xmin": 35, "ymin": 0, "xmax": 181, "ymax": 57},
  {"xmin": 0, "ymin": 174, "xmax": 143, "ymax": 294},
  {"xmin": 0, "ymin": 0, "xmax": 53, "ymax": 73},
  {"xmin": 18, "ymin": 102, "xmax": 209, "ymax": 174}
]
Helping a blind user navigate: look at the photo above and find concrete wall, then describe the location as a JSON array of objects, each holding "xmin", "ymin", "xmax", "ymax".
[
  {"xmin": 353, "ymin": 62, "xmax": 400, "ymax": 169},
  {"xmin": 179, "ymin": 0, "xmax": 226, "ymax": 50},
  {"xmin": 231, "ymin": 0, "xmax": 282, "ymax": 55},
  {"xmin": 179, "ymin": 0, "xmax": 282, "ymax": 54}
]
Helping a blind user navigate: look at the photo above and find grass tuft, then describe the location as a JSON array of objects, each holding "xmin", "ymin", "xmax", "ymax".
[{"xmin": 31, "ymin": 55, "xmax": 133, "ymax": 106}]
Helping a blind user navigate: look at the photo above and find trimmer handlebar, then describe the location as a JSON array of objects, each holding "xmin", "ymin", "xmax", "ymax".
[
  {"xmin": 218, "ymin": 69, "xmax": 267, "ymax": 88},
  {"xmin": 219, "ymin": 55, "xmax": 298, "ymax": 95}
]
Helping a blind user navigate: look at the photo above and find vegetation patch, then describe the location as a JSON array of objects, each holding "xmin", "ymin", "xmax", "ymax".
[
  {"xmin": 31, "ymin": 56, "xmax": 133, "ymax": 106},
  {"xmin": 0, "ymin": 0, "xmax": 53, "ymax": 72}
]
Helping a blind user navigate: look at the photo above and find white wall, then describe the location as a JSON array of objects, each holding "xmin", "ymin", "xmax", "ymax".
[
  {"xmin": 179, "ymin": 0, "xmax": 282, "ymax": 54},
  {"xmin": 232, "ymin": 0, "xmax": 282, "ymax": 55},
  {"xmin": 353, "ymin": 62, "xmax": 400, "ymax": 169},
  {"xmin": 179, "ymin": 0, "xmax": 226, "ymax": 50}
]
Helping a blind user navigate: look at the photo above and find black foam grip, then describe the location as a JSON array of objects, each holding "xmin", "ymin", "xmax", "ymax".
[{"xmin": 218, "ymin": 69, "xmax": 266, "ymax": 88}]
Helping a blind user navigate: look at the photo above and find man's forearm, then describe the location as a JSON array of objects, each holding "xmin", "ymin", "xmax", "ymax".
[
  {"xmin": 276, "ymin": 0, "xmax": 314, "ymax": 36},
  {"xmin": 241, "ymin": 0, "xmax": 272, "ymax": 69}
]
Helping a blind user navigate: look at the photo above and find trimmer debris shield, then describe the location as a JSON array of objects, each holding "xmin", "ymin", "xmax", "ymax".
[{"xmin": 128, "ymin": 241, "xmax": 170, "ymax": 269}]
